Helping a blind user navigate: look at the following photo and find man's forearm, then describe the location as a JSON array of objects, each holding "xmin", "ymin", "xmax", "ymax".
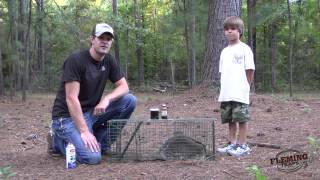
[
  {"xmin": 66, "ymin": 96, "xmax": 89, "ymax": 133},
  {"xmin": 103, "ymin": 78, "xmax": 129, "ymax": 103},
  {"xmin": 103, "ymin": 85, "xmax": 128, "ymax": 102}
]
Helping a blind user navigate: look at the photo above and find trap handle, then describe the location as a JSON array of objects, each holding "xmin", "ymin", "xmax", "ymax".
[{"xmin": 120, "ymin": 121, "xmax": 143, "ymax": 160}]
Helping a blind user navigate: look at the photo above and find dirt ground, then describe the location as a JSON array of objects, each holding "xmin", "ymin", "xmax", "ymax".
[{"xmin": 0, "ymin": 86, "xmax": 319, "ymax": 180}]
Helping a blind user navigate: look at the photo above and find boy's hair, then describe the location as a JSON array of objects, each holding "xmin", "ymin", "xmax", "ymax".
[{"xmin": 223, "ymin": 16, "xmax": 244, "ymax": 37}]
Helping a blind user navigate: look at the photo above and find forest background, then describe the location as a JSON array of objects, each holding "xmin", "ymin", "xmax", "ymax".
[
  {"xmin": 0, "ymin": 1, "xmax": 320, "ymax": 179},
  {"xmin": 0, "ymin": 0, "xmax": 319, "ymax": 101}
]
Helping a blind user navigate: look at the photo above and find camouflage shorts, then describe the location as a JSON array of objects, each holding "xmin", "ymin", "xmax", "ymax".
[{"xmin": 220, "ymin": 101, "xmax": 250, "ymax": 124}]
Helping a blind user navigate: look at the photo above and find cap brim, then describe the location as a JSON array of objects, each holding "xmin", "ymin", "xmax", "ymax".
[{"xmin": 96, "ymin": 32, "xmax": 114, "ymax": 38}]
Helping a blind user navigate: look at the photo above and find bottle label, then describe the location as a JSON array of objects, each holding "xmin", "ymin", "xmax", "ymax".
[
  {"xmin": 161, "ymin": 110, "xmax": 168, "ymax": 119},
  {"xmin": 161, "ymin": 111, "xmax": 167, "ymax": 116},
  {"xmin": 66, "ymin": 143, "xmax": 76, "ymax": 169}
]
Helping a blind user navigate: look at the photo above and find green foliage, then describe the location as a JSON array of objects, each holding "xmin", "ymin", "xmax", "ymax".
[
  {"xmin": 308, "ymin": 137, "xmax": 319, "ymax": 146},
  {"xmin": 307, "ymin": 136, "xmax": 320, "ymax": 166},
  {"xmin": 0, "ymin": 0, "xmax": 319, "ymax": 92},
  {"xmin": 246, "ymin": 165, "xmax": 266, "ymax": 180},
  {"xmin": 307, "ymin": 136, "xmax": 320, "ymax": 157},
  {"xmin": 253, "ymin": 0, "xmax": 320, "ymax": 92},
  {"xmin": 254, "ymin": 2, "xmax": 287, "ymax": 26},
  {"xmin": 0, "ymin": 166, "xmax": 17, "ymax": 179}
]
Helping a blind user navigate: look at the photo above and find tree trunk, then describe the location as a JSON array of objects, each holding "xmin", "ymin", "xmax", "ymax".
[
  {"xmin": 184, "ymin": 0, "xmax": 196, "ymax": 87},
  {"xmin": 112, "ymin": 0, "xmax": 120, "ymax": 64},
  {"xmin": 169, "ymin": 57, "xmax": 176, "ymax": 92},
  {"xmin": 247, "ymin": 0, "xmax": 256, "ymax": 92},
  {"xmin": 124, "ymin": 27, "xmax": 129, "ymax": 78},
  {"xmin": 189, "ymin": 0, "xmax": 196, "ymax": 87},
  {"xmin": 19, "ymin": 0, "xmax": 30, "ymax": 101},
  {"xmin": 270, "ymin": 0, "xmax": 278, "ymax": 92},
  {"xmin": 287, "ymin": 0, "xmax": 294, "ymax": 97},
  {"xmin": 152, "ymin": 7, "xmax": 159, "ymax": 82},
  {"xmin": 35, "ymin": 0, "xmax": 44, "ymax": 73},
  {"xmin": 183, "ymin": 0, "xmax": 191, "ymax": 86},
  {"xmin": 263, "ymin": 26, "xmax": 268, "ymax": 89},
  {"xmin": 271, "ymin": 23, "xmax": 278, "ymax": 92},
  {"xmin": 134, "ymin": 0, "xmax": 144, "ymax": 86},
  {"xmin": 293, "ymin": 1, "xmax": 302, "ymax": 88},
  {"xmin": 124, "ymin": 0, "xmax": 129, "ymax": 78},
  {"xmin": 0, "ymin": 27, "xmax": 3, "ymax": 96},
  {"xmin": 8, "ymin": 0, "xmax": 18, "ymax": 98},
  {"xmin": 203, "ymin": 0, "xmax": 242, "ymax": 85}
]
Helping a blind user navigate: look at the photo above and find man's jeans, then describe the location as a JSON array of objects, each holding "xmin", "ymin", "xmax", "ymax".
[{"xmin": 51, "ymin": 94, "xmax": 136, "ymax": 164}]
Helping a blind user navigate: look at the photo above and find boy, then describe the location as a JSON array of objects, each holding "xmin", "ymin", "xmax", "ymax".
[{"xmin": 217, "ymin": 16, "xmax": 255, "ymax": 157}]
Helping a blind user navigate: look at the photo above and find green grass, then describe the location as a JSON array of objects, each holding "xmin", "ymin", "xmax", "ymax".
[
  {"xmin": 246, "ymin": 165, "xmax": 266, "ymax": 180},
  {"xmin": 0, "ymin": 166, "xmax": 17, "ymax": 179},
  {"xmin": 308, "ymin": 137, "xmax": 320, "ymax": 160}
]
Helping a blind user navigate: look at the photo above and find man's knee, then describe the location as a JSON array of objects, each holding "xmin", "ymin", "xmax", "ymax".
[
  {"xmin": 123, "ymin": 93, "xmax": 137, "ymax": 111},
  {"xmin": 77, "ymin": 152, "xmax": 102, "ymax": 165}
]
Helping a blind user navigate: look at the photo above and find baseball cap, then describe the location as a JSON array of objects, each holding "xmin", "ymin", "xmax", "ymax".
[{"xmin": 92, "ymin": 23, "xmax": 114, "ymax": 38}]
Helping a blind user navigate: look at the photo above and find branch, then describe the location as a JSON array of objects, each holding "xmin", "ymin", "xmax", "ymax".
[
  {"xmin": 222, "ymin": 170, "xmax": 238, "ymax": 178},
  {"xmin": 248, "ymin": 141, "xmax": 281, "ymax": 149}
]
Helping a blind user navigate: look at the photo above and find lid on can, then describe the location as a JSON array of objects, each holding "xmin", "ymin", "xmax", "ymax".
[{"xmin": 150, "ymin": 108, "xmax": 159, "ymax": 111}]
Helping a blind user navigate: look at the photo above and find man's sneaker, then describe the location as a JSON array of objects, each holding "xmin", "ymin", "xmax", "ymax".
[
  {"xmin": 227, "ymin": 144, "xmax": 251, "ymax": 157},
  {"xmin": 217, "ymin": 143, "xmax": 237, "ymax": 154},
  {"xmin": 47, "ymin": 133, "xmax": 62, "ymax": 157}
]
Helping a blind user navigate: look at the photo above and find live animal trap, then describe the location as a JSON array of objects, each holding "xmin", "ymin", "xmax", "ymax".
[{"xmin": 105, "ymin": 118, "xmax": 215, "ymax": 162}]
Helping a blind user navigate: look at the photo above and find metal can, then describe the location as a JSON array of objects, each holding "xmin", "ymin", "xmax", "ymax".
[{"xmin": 150, "ymin": 108, "xmax": 160, "ymax": 119}]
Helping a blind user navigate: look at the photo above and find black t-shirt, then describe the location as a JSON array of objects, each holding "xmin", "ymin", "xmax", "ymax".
[{"xmin": 52, "ymin": 50, "xmax": 124, "ymax": 119}]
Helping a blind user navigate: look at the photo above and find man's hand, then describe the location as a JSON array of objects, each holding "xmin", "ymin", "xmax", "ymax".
[
  {"xmin": 94, "ymin": 98, "xmax": 110, "ymax": 115},
  {"xmin": 80, "ymin": 131, "xmax": 100, "ymax": 152},
  {"xmin": 93, "ymin": 78, "xmax": 129, "ymax": 116}
]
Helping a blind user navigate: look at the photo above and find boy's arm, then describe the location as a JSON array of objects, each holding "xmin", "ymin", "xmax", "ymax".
[{"xmin": 246, "ymin": 69, "xmax": 255, "ymax": 85}]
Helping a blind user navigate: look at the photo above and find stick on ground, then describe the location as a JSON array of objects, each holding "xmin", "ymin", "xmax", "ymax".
[{"xmin": 248, "ymin": 141, "xmax": 281, "ymax": 149}]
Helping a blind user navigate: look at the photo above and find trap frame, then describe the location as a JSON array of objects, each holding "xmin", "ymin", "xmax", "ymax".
[{"xmin": 104, "ymin": 118, "xmax": 215, "ymax": 162}]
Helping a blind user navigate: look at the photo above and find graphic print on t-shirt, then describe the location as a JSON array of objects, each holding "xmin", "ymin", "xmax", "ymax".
[{"xmin": 233, "ymin": 52, "xmax": 244, "ymax": 64}]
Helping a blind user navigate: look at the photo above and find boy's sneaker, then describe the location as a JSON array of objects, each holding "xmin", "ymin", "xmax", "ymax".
[
  {"xmin": 217, "ymin": 143, "xmax": 237, "ymax": 154},
  {"xmin": 227, "ymin": 144, "xmax": 251, "ymax": 157},
  {"xmin": 47, "ymin": 133, "xmax": 62, "ymax": 157}
]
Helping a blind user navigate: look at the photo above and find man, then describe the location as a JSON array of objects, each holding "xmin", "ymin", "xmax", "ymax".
[{"xmin": 49, "ymin": 23, "xmax": 136, "ymax": 164}]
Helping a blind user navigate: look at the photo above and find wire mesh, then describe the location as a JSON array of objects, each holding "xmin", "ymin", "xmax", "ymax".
[{"xmin": 104, "ymin": 118, "xmax": 215, "ymax": 162}]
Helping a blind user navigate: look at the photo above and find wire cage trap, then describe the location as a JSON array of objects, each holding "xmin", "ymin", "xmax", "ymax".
[{"xmin": 103, "ymin": 118, "xmax": 215, "ymax": 162}]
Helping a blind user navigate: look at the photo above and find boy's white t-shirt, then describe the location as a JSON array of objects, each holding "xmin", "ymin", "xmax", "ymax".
[{"xmin": 218, "ymin": 42, "xmax": 255, "ymax": 104}]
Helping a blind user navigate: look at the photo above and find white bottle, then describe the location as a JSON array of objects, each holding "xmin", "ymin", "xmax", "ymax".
[
  {"xmin": 66, "ymin": 142, "xmax": 76, "ymax": 169},
  {"xmin": 161, "ymin": 104, "xmax": 168, "ymax": 119}
]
